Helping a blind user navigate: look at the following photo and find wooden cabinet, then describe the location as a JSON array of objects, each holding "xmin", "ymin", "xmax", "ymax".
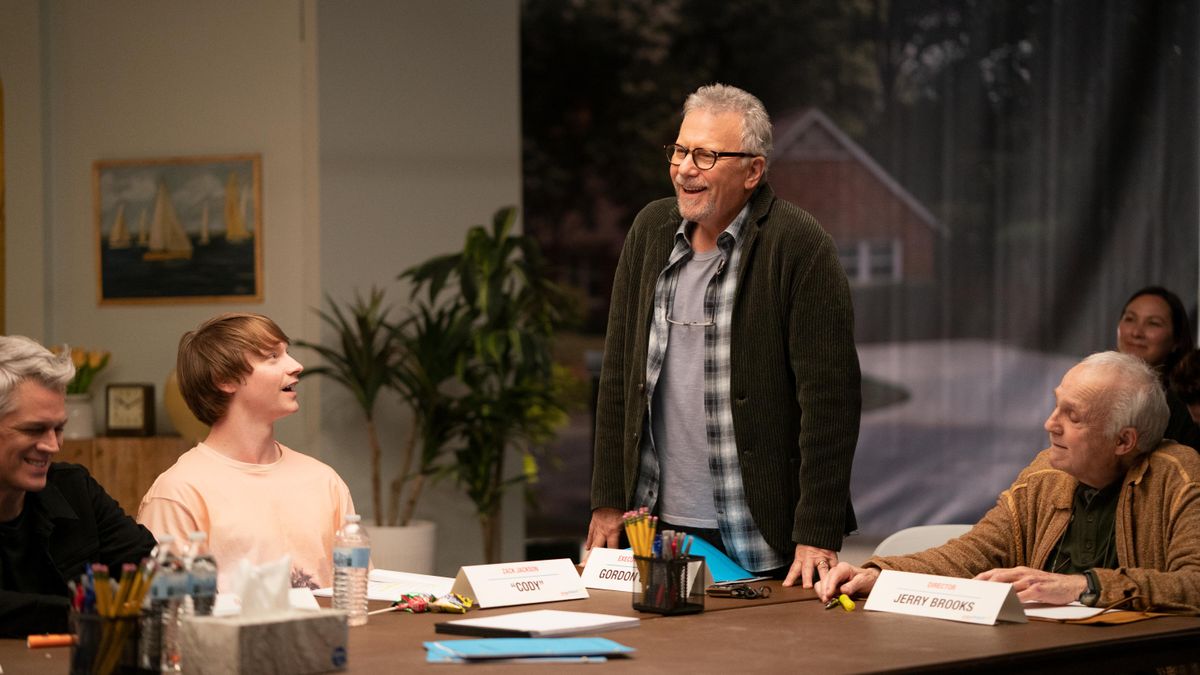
[{"xmin": 60, "ymin": 436, "xmax": 191, "ymax": 517}]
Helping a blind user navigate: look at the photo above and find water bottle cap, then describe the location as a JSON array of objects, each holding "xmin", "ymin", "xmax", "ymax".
[
  {"xmin": 345, "ymin": 514, "xmax": 361, "ymax": 523},
  {"xmin": 188, "ymin": 531, "xmax": 208, "ymax": 541}
]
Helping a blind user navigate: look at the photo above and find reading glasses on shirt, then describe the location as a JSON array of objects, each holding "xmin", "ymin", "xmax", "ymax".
[
  {"xmin": 666, "ymin": 302, "xmax": 716, "ymax": 328},
  {"xmin": 665, "ymin": 143, "xmax": 756, "ymax": 170}
]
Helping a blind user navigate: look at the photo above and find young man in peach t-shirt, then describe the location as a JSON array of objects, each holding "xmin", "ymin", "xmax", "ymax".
[{"xmin": 138, "ymin": 313, "xmax": 355, "ymax": 590}]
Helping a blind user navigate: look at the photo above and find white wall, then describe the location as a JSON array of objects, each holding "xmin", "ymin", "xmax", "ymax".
[
  {"xmin": 1, "ymin": 0, "xmax": 524, "ymax": 576},
  {"xmin": 0, "ymin": 0, "xmax": 48, "ymax": 338},
  {"xmin": 16, "ymin": 0, "xmax": 321, "ymax": 446},
  {"xmin": 317, "ymin": 0, "xmax": 525, "ymax": 573}
]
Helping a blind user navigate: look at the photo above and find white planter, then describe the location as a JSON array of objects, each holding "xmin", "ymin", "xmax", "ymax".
[
  {"xmin": 63, "ymin": 393, "xmax": 96, "ymax": 440},
  {"xmin": 364, "ymin": 520, "xmax": 437, "ymax": 575}
]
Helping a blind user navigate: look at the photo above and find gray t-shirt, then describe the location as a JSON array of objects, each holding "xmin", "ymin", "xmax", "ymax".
[{"xmin": 652, "ymin": 248, "xmax": 722, "ymax": 528}]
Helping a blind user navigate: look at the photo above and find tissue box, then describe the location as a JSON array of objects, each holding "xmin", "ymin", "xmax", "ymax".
[{"xmin": 179, "ymin": 610, "xmax": 349, "ymax": 674}]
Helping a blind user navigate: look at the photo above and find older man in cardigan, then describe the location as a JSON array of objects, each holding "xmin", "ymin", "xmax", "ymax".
[
  {"xmin": 587, "ymin": 83, "xmax": 861, "ymax": 587},
  {"xmin": 819, "ymin": 351, "xmax": 1200, "ymax": 613}
]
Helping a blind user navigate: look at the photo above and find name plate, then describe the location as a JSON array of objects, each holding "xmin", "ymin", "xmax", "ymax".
[
  {"xmin": 579, "ymin": 548, "xmax": 642, "ymax": 591},
  {"xmin": 864, "ymin": 570, "xmax": 1026, "ymax": 625},
  {"xmin": 450, "ymin": 558, "xmax": 589, "ymax": 608}
]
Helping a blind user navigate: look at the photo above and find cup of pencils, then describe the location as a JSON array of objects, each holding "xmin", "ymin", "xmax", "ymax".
[
  {"xmin": 69, "ymin": 561, "xmax": 153, "ymax": 675},
  {"xmin": 623, "ymin": 509, "xmax": 705, "ymax": 616}
]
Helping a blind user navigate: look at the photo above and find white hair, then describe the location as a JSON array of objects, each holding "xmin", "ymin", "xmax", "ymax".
[
  {"xmin": 0, "ymin": 336, "xmax": 75, "ymax": 417},
  {"xmin": 1078, "ymin": 351, "xmax": 1169, "ymax": 454},
  {"xmin": 683, "ymin": 83, "xmax": 773, "ymax": 161}
]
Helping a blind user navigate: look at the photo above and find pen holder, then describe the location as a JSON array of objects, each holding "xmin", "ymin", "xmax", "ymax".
[
  {"xmin": 70, "ymin": 612, "xmax": 140, "ymax": 675},
  {"xmin": 632, "ymin": 555, "xmax": 705, "ymax": 615}
]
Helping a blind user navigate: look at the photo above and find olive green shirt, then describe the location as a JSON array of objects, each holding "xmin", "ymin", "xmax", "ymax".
[{"xmin": 1045, "ymin": 481, "xmax": 1120, "ymax": 574}]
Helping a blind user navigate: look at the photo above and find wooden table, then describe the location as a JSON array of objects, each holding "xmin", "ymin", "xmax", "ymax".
[{"xmin": 6, "ymin": 582, "xmax": 1199, "ymax": 673}]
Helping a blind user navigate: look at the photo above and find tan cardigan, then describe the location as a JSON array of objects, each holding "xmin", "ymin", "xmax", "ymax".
[{"xmin": 867, "ymin": 441, "xmax": 1200, "ymax": 613}]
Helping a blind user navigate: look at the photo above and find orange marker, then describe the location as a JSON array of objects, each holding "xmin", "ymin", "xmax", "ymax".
[{"xmin": 27, "ymin": 634, "xmax": 76, "ymax": 649}]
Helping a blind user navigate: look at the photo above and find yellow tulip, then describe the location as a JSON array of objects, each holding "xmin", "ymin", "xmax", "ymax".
[
  {"xmin": 71, "ymin": 348, "xmax": 87, "ymax": 369},
  {"xmin": 88, "ymin": 350, "xmax": 109, "ymax": 369}
]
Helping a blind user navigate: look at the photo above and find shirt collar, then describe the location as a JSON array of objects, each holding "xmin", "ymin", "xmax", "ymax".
[
  {"xmin": 673, "ymin": 202, "xmax": 752, "ymax": 256},
  {"xmin": 24, "ymin": 480, "xmax": 80, "ymax": 537}
]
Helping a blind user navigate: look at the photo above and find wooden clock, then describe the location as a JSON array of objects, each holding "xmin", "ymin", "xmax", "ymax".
[{"xmin": 105, "ymin": 384, "xmax": 155, "ymax": 436}]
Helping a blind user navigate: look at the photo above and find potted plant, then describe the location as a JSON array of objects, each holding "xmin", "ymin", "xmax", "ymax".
[
  {"xmin": 52, "ymin": 346, "xmax": 110, "ymax": 440},
  {"xmin": 295, "ymin": 288, "xmax": 439, "ymax": 572},
  {"xmin": 400, "ymin": 206, "xmax": 574, "ymax": 563}
]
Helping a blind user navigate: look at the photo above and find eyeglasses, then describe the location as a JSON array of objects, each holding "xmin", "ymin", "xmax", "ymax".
[
  {"xmin": 665, "ymin": 143, "xmax": 756, "ymax": 170},
  {"xmin": 666, "ymin": 301, "xmax": 715, "ymax": 328}
]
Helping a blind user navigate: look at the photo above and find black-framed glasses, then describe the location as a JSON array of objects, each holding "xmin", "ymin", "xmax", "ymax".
[{"xmin": 665, "ymin": 143, "xmax": 756, "ymax": 170}]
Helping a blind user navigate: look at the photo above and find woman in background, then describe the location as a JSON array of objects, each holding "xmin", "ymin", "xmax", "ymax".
[{"xmin": 1116, "ymin": 286, "xmax": 1200, "ymax": 450}]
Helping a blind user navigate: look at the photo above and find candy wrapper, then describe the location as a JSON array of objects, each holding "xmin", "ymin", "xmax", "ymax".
[{"xmin": 389, "ymin": 592, "xmax": 473, "ymax": 614}]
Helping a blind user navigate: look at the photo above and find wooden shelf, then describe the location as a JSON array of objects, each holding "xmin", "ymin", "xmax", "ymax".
[{"xmin": 61, "ymin": 436, "xmax": 191, "ymax": 517}]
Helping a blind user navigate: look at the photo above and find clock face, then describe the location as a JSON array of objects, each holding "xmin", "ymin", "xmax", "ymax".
[{"xmin": 108, "ymin": 387, "xmax": 145, "ymax": 429}]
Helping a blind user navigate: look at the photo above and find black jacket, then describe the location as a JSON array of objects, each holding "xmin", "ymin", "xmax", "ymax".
[{"xmin": 0, "ymin": 463, "xmax": 156, "ymax": 637}]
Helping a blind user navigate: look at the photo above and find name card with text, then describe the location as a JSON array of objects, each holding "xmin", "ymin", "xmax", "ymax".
[
  {"xmin": 579, "ymin": 548, "xmax": 642, "ymax": 592},
  {"xmin": 451, "ymin": 558, "xmax": 589, "ymax": 608},
  {"xmin": 864, "ymin": 570, "xmax": 1027, "ymax": 625}
]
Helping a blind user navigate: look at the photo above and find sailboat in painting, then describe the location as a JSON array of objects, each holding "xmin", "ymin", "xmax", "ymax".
[
  {"xmin": 198, "ymin": 202, "xmax": 211, "ymax": 246},
  {"xmin": 143, "ymin": 180, "xmax": 193, "ymax": 261},
  {"xmin": 107, "ymin": 203, "xmax": 131, "ymax": 249},
  {"xmin": 136, "ymin": 207, "xmax": 149, "ymax": 246},
  {"xmin": 224, "ymin": 172, "xmax": 252, "ymax": 244}
]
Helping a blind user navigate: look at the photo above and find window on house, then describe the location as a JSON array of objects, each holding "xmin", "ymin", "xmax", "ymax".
[{"xmin": 838, "ymin": 239, "xmax": 902, "ymax": 284}]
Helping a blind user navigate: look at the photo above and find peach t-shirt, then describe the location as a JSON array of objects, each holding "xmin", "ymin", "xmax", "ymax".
[{"xmin": 137, "ymin": 442, "xmax": 355, "ymax": 591}]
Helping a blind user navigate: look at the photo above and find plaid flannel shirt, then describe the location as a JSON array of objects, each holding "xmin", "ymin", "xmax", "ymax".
[{"xmin": 633, "ymin": 204, "xmax": 787, "ymax": 572}]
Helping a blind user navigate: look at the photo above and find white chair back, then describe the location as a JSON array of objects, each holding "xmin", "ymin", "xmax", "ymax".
[{"xmin": 872, "ymin": 524, "xmax": 974, "ymax": 557}]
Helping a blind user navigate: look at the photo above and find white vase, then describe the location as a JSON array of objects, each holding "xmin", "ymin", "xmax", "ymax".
[
  {"xmin": 63, "ymin": 393, "xmax": 96, "ymax": 440},
  {"xmin": 364, "ymin": 520, "xmax": 437, "ymax": 575}
]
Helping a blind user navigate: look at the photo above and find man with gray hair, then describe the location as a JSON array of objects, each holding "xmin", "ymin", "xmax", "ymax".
[
  {"xmin": 588, "ymin": 83, "xmax": 860, "ymax": 587},
  {"xmin": 0, "ymin": 336, "xmax": 155, "ymax": 637},
  {"xmin": 818, "ymin": 351, "xmax": 1200, "ymax": 612}
]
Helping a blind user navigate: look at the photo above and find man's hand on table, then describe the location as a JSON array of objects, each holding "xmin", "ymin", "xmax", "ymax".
[
  {"xmin": 783, "ymin": 544, "xmax": 839, "ymax": 588},
  {"xmin": 815, "ymin": 562, "xmax": 880, "ymax": 602},
  {"xmin": 974, "ymin": 566, "xmax": 1088, "ymax": 604}
]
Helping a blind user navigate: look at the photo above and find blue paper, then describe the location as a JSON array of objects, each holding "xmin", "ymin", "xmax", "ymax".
[
  {"xmin": 423, "ymin": 637, "xmax": 633, "ymax": 663},
  {"xmin": 628, "ymin": 537, "xmax": 754, "ymax": 582}
]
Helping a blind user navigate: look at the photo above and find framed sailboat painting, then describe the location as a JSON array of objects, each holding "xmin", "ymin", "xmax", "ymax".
[{"xmin": 93, "ymin": 154, "xmax": 263, "ymax": 304}]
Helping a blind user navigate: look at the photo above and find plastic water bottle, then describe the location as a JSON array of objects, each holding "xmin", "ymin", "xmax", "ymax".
[
  {"xmin": 184, "ymin": 531, "xmax": 218, "ymax": 616},
  {"xmin": 158, "ymin": 537, "xmax": 188, "ymax": 672},
  {"xmin": 137, "ymin": 535, "xmax": 175, "ymax": 672},
  {"xmin": 332, "ymin": 514, "xmax": 370, "ymax": 626}
]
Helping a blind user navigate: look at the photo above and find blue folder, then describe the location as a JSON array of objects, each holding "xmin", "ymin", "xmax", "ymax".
[
  {"xmin": 628, "ymin": 536, "xmax": 756, "ymax": 583},
  {"xmin": 424, "ymin": 637, "xmax": 634, "ymax": 663}
]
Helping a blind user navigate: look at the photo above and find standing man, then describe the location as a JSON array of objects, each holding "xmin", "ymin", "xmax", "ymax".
[
  {"xmin": 587, "ymin": 84, "xmax": 861, "ymax": 587},
  {"xmin": 0, "ymin": 336, "xmax": 156, "ymax": 636}
]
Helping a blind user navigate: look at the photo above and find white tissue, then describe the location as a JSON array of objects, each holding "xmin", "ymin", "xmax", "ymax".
[{"xmin": 230, "ymin": 556, "xmax": 294, "ymax": 618}]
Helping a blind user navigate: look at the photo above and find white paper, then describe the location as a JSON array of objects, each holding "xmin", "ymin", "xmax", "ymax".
[
  {"xmin": 312, "ymin": 568, "xmax": 455, "ymax": 601},
  {"xmin": 439, "ymin": 609, "xmax": 639, "ymax": 637},
  {"xmin": 1023, "ymin": 601, "xmax": 1111, "ymax": 620}
]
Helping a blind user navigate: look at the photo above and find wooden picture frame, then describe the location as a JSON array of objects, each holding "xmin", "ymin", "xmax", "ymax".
[{"xmin": 93, "ymin": 154, "xmax": 263, "ymax": 304}]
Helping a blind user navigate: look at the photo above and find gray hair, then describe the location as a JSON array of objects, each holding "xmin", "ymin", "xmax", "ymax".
[
  {"xmin": 683, "ymin": 83, "xmax": 773, "ymax": 161},
  {"xmin": 1078, "ymin": 351, "xmax": 1169, "ymax": 455},
  {"xmin": 0, "ymin": 336, "xmax": 75, "ymax": 417}
]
